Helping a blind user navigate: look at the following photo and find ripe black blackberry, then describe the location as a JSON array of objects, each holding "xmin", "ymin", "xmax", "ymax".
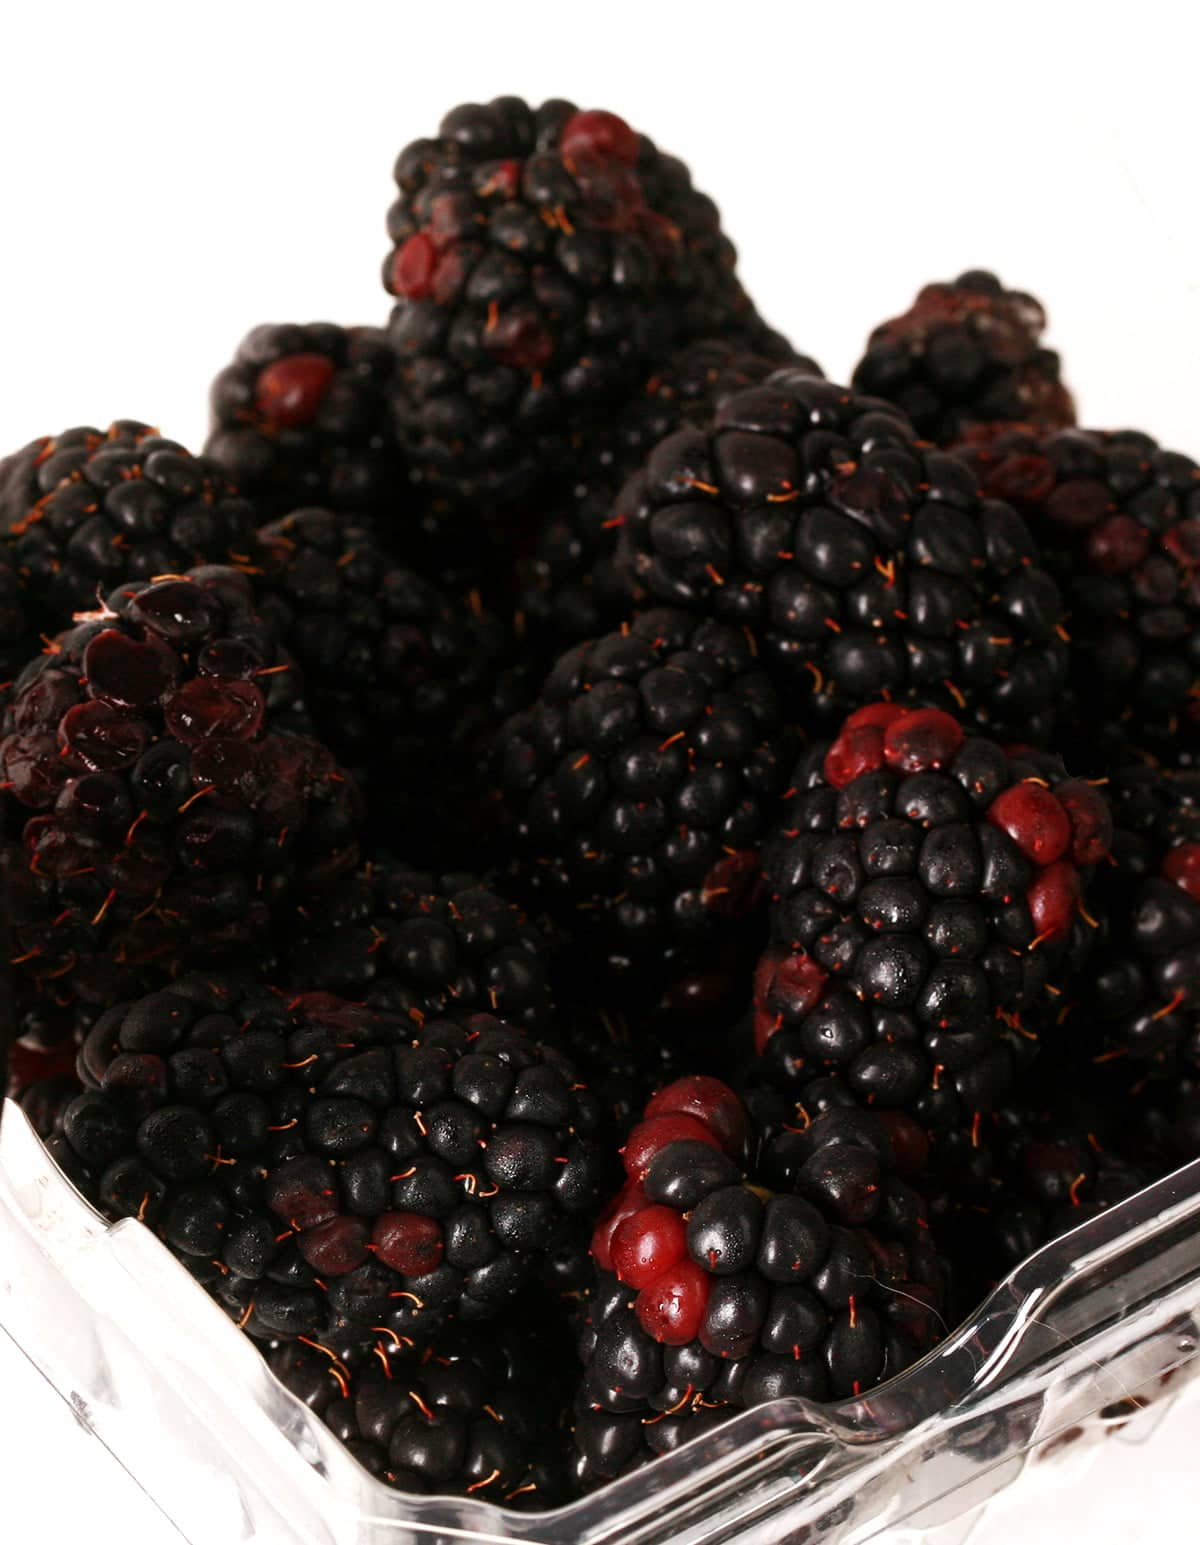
[
  {"xmin": 573, "ymin": 1077, "xmax": 943, "ymax": 1485},
  {"xmin": 0, "ymin": 422, "xmax": 258, "ymax": 640},
  {"xmin": 269, "ymin": 1315, "xmax": 572, "ymax": 1505},
  {"xmin": 617, "ymin": 370, "xmax": 1069, "ymax": 742},
  {"xmin": 205, "ymin": 323, "xmax": 406, "ymax": 519},
  {"xmin": 286, "ymin": 859, "xmax": 554, "ymax": 1035},
  {"xmin": 1068, "ymin": 763, "xmax": 1200, "ymax": 1068},
  {"xmin": 493, "ymin": 607, "xmax": 794, "ymax": 1025},
  {"xmin": 385, "ymin": 98, "xmax": 786, "ymax": 504},
  {"xmin": 58, "ymin": 981, "xmax": 604, "ymax": 1344},
  {"xmin": 254, "ymin": 507, "xmax": 533, "ymax": 860},
  {"xmin": 755, "ymin": 703, "xmax": 1113, "ymax": 1135},
  {"xmin": 0, "ymin": 566, "xmax": 361, "ymax": 1018},
  {"xmin": 0, "ymin": 545, "xmax": 34, "ymax": 690},
  {"xmin": 960, "ymin": 424, "xmax": 1200, "ymax": 762},
  {"xmin": 851, "ymin": 271, "xmax": 1075, "ymax": 446},
  {"xmin": 518, "ymin": 340, "xmax": 822, "ymax": 654}
]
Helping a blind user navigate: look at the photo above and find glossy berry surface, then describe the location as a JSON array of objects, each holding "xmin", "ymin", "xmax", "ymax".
[
  {"xmin": 60, "ymin": 983, "xmax": 603, "ymax": 1342},
  {"xmin": 0, "ymin": 422, "xmax": 257, "ymax": 640},
  {"xmin": 617, "ymin": 370, "xmax": 1069, "ymax": 743},
  {"xmin": 205, "ymin": 323, "xmax": 404, "ymax": 518},
  {"xmin": 384, "ymin": 97, "xmax": 785, "ymax": 503},
  {"xmin": 755, "ymin": 703, "xmax": 1112, "ymax": 1133},
  {"xmin": 851, "ymin": 271, "xmax": 1075, "ymax": 446}
]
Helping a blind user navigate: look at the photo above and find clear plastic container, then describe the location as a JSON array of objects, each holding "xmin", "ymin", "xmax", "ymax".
[{"xmin": 3, "ymin": 1096, "xmax": 1200, "ymax": 1545}]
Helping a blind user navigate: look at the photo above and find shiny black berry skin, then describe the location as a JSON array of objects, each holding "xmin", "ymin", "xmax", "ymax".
[
  {"xmin": 852, "ymin": 271, "xmax": 1075, "ymax": 446},
  {"xmin": 287, "ymin": 860, "xmax": 554, "ymax": 1035},
  {"xmin": 493, "ymin": 607, "xmax": 794, "ymax": 1024},
  {"xmin": 268, "ymin": 1314, "xmax": 572, "ymax": 1505},
  {"xmin": 617, "ymin": 371, "xmax": 1069, "ymax": 742},
  {"xmin": 574, "ymin": 1081, "xmax": 943, "ymax": 1488},
  {"xmin": 0, "ymin": 545, "xmax": 33, "ymax": 686},
  {"xmin": 205, "ymin": 323, "xmax": 405, "ymax": 520},
  {"xmin": 0, "ymin": 567, "xmax": 360, "ymax": 1021},
  {"xmin": 255, "ymin": 507, "xmax": 533, "ymax": 861},
  {"xmin": 755, "ymin": 704, "xmax": 1112, "ymax": 1136},
  {"xmin": 59, "ymin": 983, "xmax": 604, "ymax": 1343},
  {"xmin": 0, "ymin": 422, "xmax": 257, "ymax": 641},
  {"xmin": 518, "ymin": 340, "xmax": 820, "ymax": 656},
  {"xmin": 384, "ymin": 98, "xmax": 785, "ymax": 504},
  {"xmin": 963, "ymin": 425, "xmax": 1200, "ymax": 762}
]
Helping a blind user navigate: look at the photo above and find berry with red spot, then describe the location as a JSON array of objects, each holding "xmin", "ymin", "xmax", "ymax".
[
  {"xmin": 572, "ymin": 1080, "xmax": 943, "ymax": 1486},
  {"xmin": 205, "ymin": 323, "xmax": 405, "ymax": 519},
  {"xmin": 384, "ymin": 97, "xmax": 785, "ymax": 504},
  {"xmin": 492, "ymin": 608, "xmax": 794, "ymax": 1028},
  {"xmin": 0, "ymin": 422, "xmax": 257, "ymax": 641},
  {"xmin": 851, "ymin": 270, "xmax": 1075, "ymax": 446},
  {"xmin": 960, "ymin": 424, "xmax": 1200, "ymax": 762},
  {"xmin": 0, "ymin": 566, "xmax": 361, "ymax": 1022},
  {"xmin": 57, "ymin": 981, "xmax": 604, "ymax": 1342},
  {"xmin": 755, "ymin": 703, "xmax": 1111, "ymax": 1132},
  {"xmin": 618, "ymin": 371, "xmax": 1068, "ymax": 743}
]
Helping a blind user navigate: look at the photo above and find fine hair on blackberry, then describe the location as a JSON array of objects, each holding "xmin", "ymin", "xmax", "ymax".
[
  {"xmin": 492, "ymin": 607, "xmax": 794, "ymax": 1026},
  {"xmin": 518, "ymin": 339, "xmax": 821, "ymax": 654},
  {"xmin": 0, "ymin": 422, "xmax": 258, "ymax": 639},
  {"xmin": 384, "ymin": 97, "xmax": 786, "ymax": 503},
  {"xmin": 617, "ymin": 370, "xmax": 1069, "ymax": 742},
  {"xmin": 960, "ymin": 424, "xmax": 1200, "ymax": 763},
  {"xmin": 286, "ymin": 858, "xmax": 554, "ymax": 1035},
  {"xmin": 255, "ymin": 506, "xmax": 533, "ymax": 861},
  {"xmin": 59, "ymin": 981, "xmax": 604, "ymax": 1345},
  {"xmin": 0, "ymin": 566, "xmax": 361, "ymax": 1018},
  {"xmin": 851, "ymin": 271, "xmax": 1076, "ymax": 446},
  {"xmin": 269, "ymin": 1314, "xmax": 573, "ymax": 1505},
  {"xmin": 755, "ymin": 702, "xmax": 1113, "ymax": 1136},
  {"xmin": 573, "ymin": 1076, "xmax": 943, "ymax": 1486},
  {"xmin": 205, "ymin": 323, "xmax": 405, "ymax": 519}
]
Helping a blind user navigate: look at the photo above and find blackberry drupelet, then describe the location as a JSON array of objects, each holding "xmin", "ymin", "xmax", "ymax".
[
  {"xmin": 205, "ymin": 324, "xmax": 405, "ymax": 519},
  {"xmin": 286, "ymin": 859, "xmax": 554, "ymax": 1035},
  {"xmin": 617, "ymin": 370, "xmax": 1069, "ymax": 742},
  {"xmin": 519, "ymin": 339, "xmax": 822, "ymax": 654},
  {"xmin": 0, "ymin": 566, "xmax": 361, "ymax": 1018},
  {"xmin": 493, "ymin": 607, "xmax": 794, "ymax": 1026},
  {"xmin": 851, "ymin": 271, "xmax": 1075, "ymax": 446},
  {"xmin": 960, "ymin": 424, "xmax": 1200, "ymax": 761},
  {"xmin": 59, "ymin": 982, "xmax": 604, "ymax": 1343},
  {"xmin": 1069, "ymin": 762, "xmax": 1200, "ymax": 1068},
  {"xmin": 255, "ymin": 507, "xmax": 533, "ymax": 859},
  {"xmin": 573, "ymin": 1077, "xmax": 943, "ymax": 1485},
  {"xmin": 385, "ymin": 98, "xmax": 785, "ymax": 503},
  {"xmin": 755, "ymin": 703, "xmax": 1113, "ymax": 1134},
  {"xmin": 0, "ymin": 545, "xmax": 34, "ymax": 690},
  {"xmin": 269, "ymin": 1315, "xmax": 572, "ymax": 1505},
  {"xmin": 0, "ymin": 422, "xmax": 258, "ymax": 640}
]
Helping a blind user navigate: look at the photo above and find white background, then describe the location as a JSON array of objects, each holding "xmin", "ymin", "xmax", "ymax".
[{"xmin": 1, "ymin": 1, "xmax": 1197, "ymax": 1539}]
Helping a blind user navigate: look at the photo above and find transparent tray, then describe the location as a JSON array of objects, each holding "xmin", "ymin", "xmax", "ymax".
[{"xmin": 2, "ymin": 1094, "xmax": 1199, "ymax": 1545}]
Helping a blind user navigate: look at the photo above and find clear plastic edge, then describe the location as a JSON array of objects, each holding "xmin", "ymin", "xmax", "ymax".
[{"xmin": 3, "ymin": 1094, "xmax": 1199, "ymax": 1545}]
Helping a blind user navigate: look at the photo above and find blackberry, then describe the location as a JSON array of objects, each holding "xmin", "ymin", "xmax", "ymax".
[
  {"xmin": 0, "ymin": 422, "xmax": 258, "ymax": 640},
  {"xmin": 0, "ymin": 567, "xmax": 361, "ymax": 1016},
  {"xmin": 573, "ymin": 1077, "xmax": 943, "ymax": 1485},
  {"xmin": 255, "ymin": 507, "xmax": 533, "ymax": 858},
  {"xmin": 205, "ymin": 323, "xmax": 405, "ymax": 519},
  {"xmin": 851, "ymin": 271, "xmax": 1075, "ymax": 446},
  {"xmin": 59, "ymin": 981, "xmax": 604, "ymax": 1343},
  {"xmin": 286, "ymin": 859, "xmax": 554, "ymax": 1035},
  {"xmin": 960, "ymin": 424, "xmax": 1200, "ymax": 762},
  {"xmin": 4, "ymin": 1038, "xmax": 81, "ymax": 1137},
  {"xmin": 1069, "ymin": 763, "xmax": 1200, "ymax": 1068},
  {"xmin": 0, "ymin": 545, "xmax": 34, "ymax": 690},
  {"xmin": 269, "ymin": 1316, "xmax": 572, "ymax": 1505},
  {"xmin": 755, "ymin": 703, "xmax": 1112, "ymax": 1134},
  {"xmin": 385, "ymin": 99, "xmax": 784, "ymax": 503},
  {"xmin": 617, "ymin": 370, "xmax": 1069, "ymax": 742},
  {"xmin": 519, "ymin": 339, "xmax": 821, "ymax": 653},
  {"xmin": 493, "ymin": 607, "xmax": 794, "ymax": 1024}
]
